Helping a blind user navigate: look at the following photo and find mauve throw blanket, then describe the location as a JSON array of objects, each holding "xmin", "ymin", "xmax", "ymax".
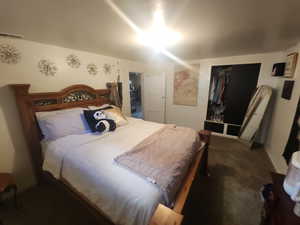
[{"xmin": 114, "ymin": 125, "xmax": 200, "ymax": 206}]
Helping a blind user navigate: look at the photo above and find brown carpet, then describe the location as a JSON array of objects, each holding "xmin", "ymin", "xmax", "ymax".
[
  {"xmin": 0, "ymin": 135, "xmax": 275, "ymax": 225},
  {"xmin": 182, "ymin": 136, "xmax": 275, "ymax": 225}
]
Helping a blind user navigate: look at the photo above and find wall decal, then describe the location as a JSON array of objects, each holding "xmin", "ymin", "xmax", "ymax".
[
  {"xmin": 66, "ymin": 54, "xmax": 81, "ymax": 68},
  {"xmin": 87, "ymin": 63, "xmax": 98, "ymax": 75},
  {"xmin": 103, "ymin": 63, "xmax": 112, "ymax": 75},
  {"xmin": 0, "ymin": 44, "xmax": 21, "ymax": 64},
  {"xmin": 115, "ymin": 60, "xmax": 121, "ymax": 77},
  {"xmin": 38, "ymin": 59, "xmax": 58, "ymax": 76}
]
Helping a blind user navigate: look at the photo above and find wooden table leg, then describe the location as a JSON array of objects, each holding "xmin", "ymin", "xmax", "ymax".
[
  {"xmin": 4, "ymin": 185, "xmax": 18, "ymax": 209},
  {"xmin": 12, "ymin": 185, "xmax": 17, "ymax": 209}
]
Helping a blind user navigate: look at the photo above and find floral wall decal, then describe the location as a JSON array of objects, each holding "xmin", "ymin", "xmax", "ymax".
[
  {"xmin": 66, "ymin": 54, "xmax": 81, "ymax": 68},
  {"xmin": 103, "ymin": 63, "xmax": 112, "ymax": 75},
  {"xmin": 38, "ymin": 59, "xmax": 58, "ymax": 76},
  {"xmin": 87, "ymin": 63, "xmax": 98, "ymax": 75},
  {"xmin": 0, "ymin": 44, "xmax": 21, "ymax": 64},
  {"xmin": 115, "ymin": 60, "xmax": 121, "ymax": 77}
]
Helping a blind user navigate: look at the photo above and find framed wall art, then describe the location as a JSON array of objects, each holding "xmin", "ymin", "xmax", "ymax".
[
  {"xmin": 271, "ymin": 63, "xmax": 285, "ymax": 77},
  {"xmin": 173, "ymin": 64, "xmax": 199, "ymax": 106},
  {"xmin": 282, "ymin": 80, "xmax": 295, "ymax": 100},
  {"xmin": 284, "ymin": 52, "xmax": 298, "ymax": 78}
]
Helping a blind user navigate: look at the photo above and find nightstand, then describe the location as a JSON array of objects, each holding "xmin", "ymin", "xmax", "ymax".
[
  {"xmin": 0, "ymin": 173, "xmax": 17, "ymax": 208},
  {"xmin": 263, "ymin": 172, "xmax": 300, "ymax": 225}
]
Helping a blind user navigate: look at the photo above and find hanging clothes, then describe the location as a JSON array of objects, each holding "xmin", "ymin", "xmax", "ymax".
[{"xmin": 208, "ymin": 67, "xmax": 231, "ymax": 122}]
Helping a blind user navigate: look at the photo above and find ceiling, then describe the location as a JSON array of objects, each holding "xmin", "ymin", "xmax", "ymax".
[{"xmin": 1, "ymin": 0, "xmax": 300, "ymax": 62}]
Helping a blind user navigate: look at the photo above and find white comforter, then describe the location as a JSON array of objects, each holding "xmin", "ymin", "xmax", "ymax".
[{"xmin": 42, "ymin": 118, "xmax": 165, "ymax": 225}]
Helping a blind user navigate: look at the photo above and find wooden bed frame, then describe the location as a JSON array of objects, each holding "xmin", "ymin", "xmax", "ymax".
[{"xmin": 10, "ymin": 83, "xmax": 210, "ymax": 225}]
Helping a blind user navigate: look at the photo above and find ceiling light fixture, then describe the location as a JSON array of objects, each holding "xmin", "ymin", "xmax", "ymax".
[
  {"xmin": 137, "ymin": 9, "xmax": 181, "ymax": 52},
  {"xmin": 105, "ymin": 0, "xmax": 192, "ymax": 70}
]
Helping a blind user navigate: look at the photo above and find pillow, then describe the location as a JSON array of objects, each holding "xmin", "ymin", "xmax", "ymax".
[
  {"xmin": 94, "ymin": 119, "xmax": 116, "ymax": 133},
  {"xmin": 83, "ymin": 109, "xmax": 116, "ymax": 133},
  {"xmin": 88, "ymin": 105, "xmax": 127, "ymax": 127},
  {"xmin": 36, "ymin": 107, "xmax": 86, "ymax": 119},
  {"xmin": 88, "ymin": 104, "xmax": 111, "ymax": 110},
  {"xmin": 104, "ymin": 107, "xmax": 128, "ymax": 127},
  {"xmin": 36, "ymin": 107, "xmax": 89, "ymax": 140}
]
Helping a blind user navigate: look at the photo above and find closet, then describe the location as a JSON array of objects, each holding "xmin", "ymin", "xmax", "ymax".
[{"xmin": 205, "ymin": 63, "xmax": 261, "ymax": 136}]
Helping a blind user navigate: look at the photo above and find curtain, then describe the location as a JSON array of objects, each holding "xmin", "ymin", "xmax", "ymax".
[{"xmin": 283, "ymin": 97, "xmax": 300, "ymax": 163}]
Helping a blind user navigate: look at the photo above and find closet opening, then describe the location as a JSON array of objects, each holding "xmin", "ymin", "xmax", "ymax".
[{"xmin": 129, "ymin": 72, "xmax": 144, "ymax": 119}]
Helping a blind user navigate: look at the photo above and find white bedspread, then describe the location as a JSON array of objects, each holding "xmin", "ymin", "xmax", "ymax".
[{"xmin": 42, "ymin": 118, "xmax": 165, "ymax": 225}]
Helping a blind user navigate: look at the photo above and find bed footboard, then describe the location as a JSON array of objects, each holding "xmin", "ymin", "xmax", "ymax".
[{"xmin": 149, "ymin": 130, "xmax": 211, "ymax": 225}]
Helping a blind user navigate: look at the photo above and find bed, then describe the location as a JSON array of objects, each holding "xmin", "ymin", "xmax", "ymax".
[{"xmin": 10, "ymin": 83, "xmax": 210, "ymax": 225}]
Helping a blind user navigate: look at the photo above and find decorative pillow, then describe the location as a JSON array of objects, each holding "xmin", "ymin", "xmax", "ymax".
[
  {"xmin": 104, "ymin": 107, "xmax": 128, "ymax": 127},
  {"xmin": 36, "ymin": 108, "xmax": 90, "ymax": 140},
  {"xmin": 83, "ymin": 109, "xmax": 116, "ymax": 133},
  {"xmin": 95, "ymin": 119, "xmax": 116, "ymax": 133},
  {"xmin": 88, "ymin": 104, "xmax": 111, "ymax": 110}
]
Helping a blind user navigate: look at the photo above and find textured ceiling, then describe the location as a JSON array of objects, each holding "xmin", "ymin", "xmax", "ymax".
[{"xmin": 1, "ymin": 0, "xmax": 300, "ymax": 61}]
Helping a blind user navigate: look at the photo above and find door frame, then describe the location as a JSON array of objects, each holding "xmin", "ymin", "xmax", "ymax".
[{"xmin": 128, "ymin": 72, "xmax": 144, "ymax": 119}]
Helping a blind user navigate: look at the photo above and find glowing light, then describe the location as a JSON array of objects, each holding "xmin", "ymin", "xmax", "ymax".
[
  {"xmin": 104, "ymin": 0, "xmax": 189, "ymax": 69},
  {"xmin": 137, "ymin": 9, "xmax": 181, "ymax": 52}
]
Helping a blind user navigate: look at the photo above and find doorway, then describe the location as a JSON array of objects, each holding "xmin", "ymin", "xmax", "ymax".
[{"xmin": 129, "ymin": 72, "xmax": 144, "ymax": 119}]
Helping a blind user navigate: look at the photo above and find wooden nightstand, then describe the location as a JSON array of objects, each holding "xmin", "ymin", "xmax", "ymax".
[
  {"xmin": 0, "ymin": 173, "xmax": 17, "ymax": 208},
  {"xmin": 263, "ymin": 173, "xmax": 300, "ymax": 225}
]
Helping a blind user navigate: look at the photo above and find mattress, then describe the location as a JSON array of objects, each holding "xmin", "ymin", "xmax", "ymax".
[{"xmin": 42, "ymin": 117, "xmax": 202, "ymax": 225}]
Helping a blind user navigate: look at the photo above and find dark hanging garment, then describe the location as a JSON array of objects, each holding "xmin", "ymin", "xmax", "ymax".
[{"xmin": 283, "ymin": 97, "xmax": 300, "ymax": 163}]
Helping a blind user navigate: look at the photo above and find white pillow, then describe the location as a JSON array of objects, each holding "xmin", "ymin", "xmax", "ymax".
[
  {"xmin": 36, "ymin": 107, "xmax": 85, "ymax": 118},
  {"xmin": 36, "ymin": 107, "xmax": 89, "ymax": 140}
]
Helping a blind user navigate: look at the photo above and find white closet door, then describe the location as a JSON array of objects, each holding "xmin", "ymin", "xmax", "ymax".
[{"xmin": 143, "ymin": 73, "xmax": 166, "ymax": 123}]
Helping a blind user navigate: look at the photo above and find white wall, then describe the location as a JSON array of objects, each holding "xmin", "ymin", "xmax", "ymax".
[
  {"xmin": 0, "ymin": 38, "xmax": 169, "ymax": 190},
  {"xmin": 165, "ymin": 50, "xmax": 300, "ymax": 174},
  {"xmin": 265, "ymin": 43, "xmax": 300, "ymax": 173},
  {"xmin": 1, "ymin": 36, "xmax": 298, "ymax": 189},
  {"xmin": 166, "ymin": 52, "xmax": 286, "ymax": 131}
]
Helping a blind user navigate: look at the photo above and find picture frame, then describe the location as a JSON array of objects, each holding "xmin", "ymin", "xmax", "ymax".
[
  {"xmin": 282, "ymin": 80, "xmax": 295, "ymax": 100},
  {"xmin": 284, "ymin": 52, "xmax": 298, "ymax": 77},
  {"xmin": 271, "ymin": 63, "xmax": 285, "ymax": 77}
]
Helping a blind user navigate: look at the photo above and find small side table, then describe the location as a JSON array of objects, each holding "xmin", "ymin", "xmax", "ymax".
[
  {"xmin": 0, "ymin": 173, "xmax": 17, "ymax": 208},
  {"xmin": 262, "ymin": 172, "xmax": 300, "ymax": 225}
]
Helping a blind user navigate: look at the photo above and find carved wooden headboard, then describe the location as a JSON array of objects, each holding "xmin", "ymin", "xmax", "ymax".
[{"xmin": 10, "ymin": 84, "xmax": 114, "ymax": 181}]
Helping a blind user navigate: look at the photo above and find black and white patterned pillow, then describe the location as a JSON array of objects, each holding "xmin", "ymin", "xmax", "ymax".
[{"xmin": 83, "ymin": 109, "xmax": 116, "ymax": 133}]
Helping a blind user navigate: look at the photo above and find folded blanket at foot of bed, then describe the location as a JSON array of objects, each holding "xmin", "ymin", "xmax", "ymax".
[{"xmin": 114, "ymin": 125, "xmax": 200, "ymax": 206}]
